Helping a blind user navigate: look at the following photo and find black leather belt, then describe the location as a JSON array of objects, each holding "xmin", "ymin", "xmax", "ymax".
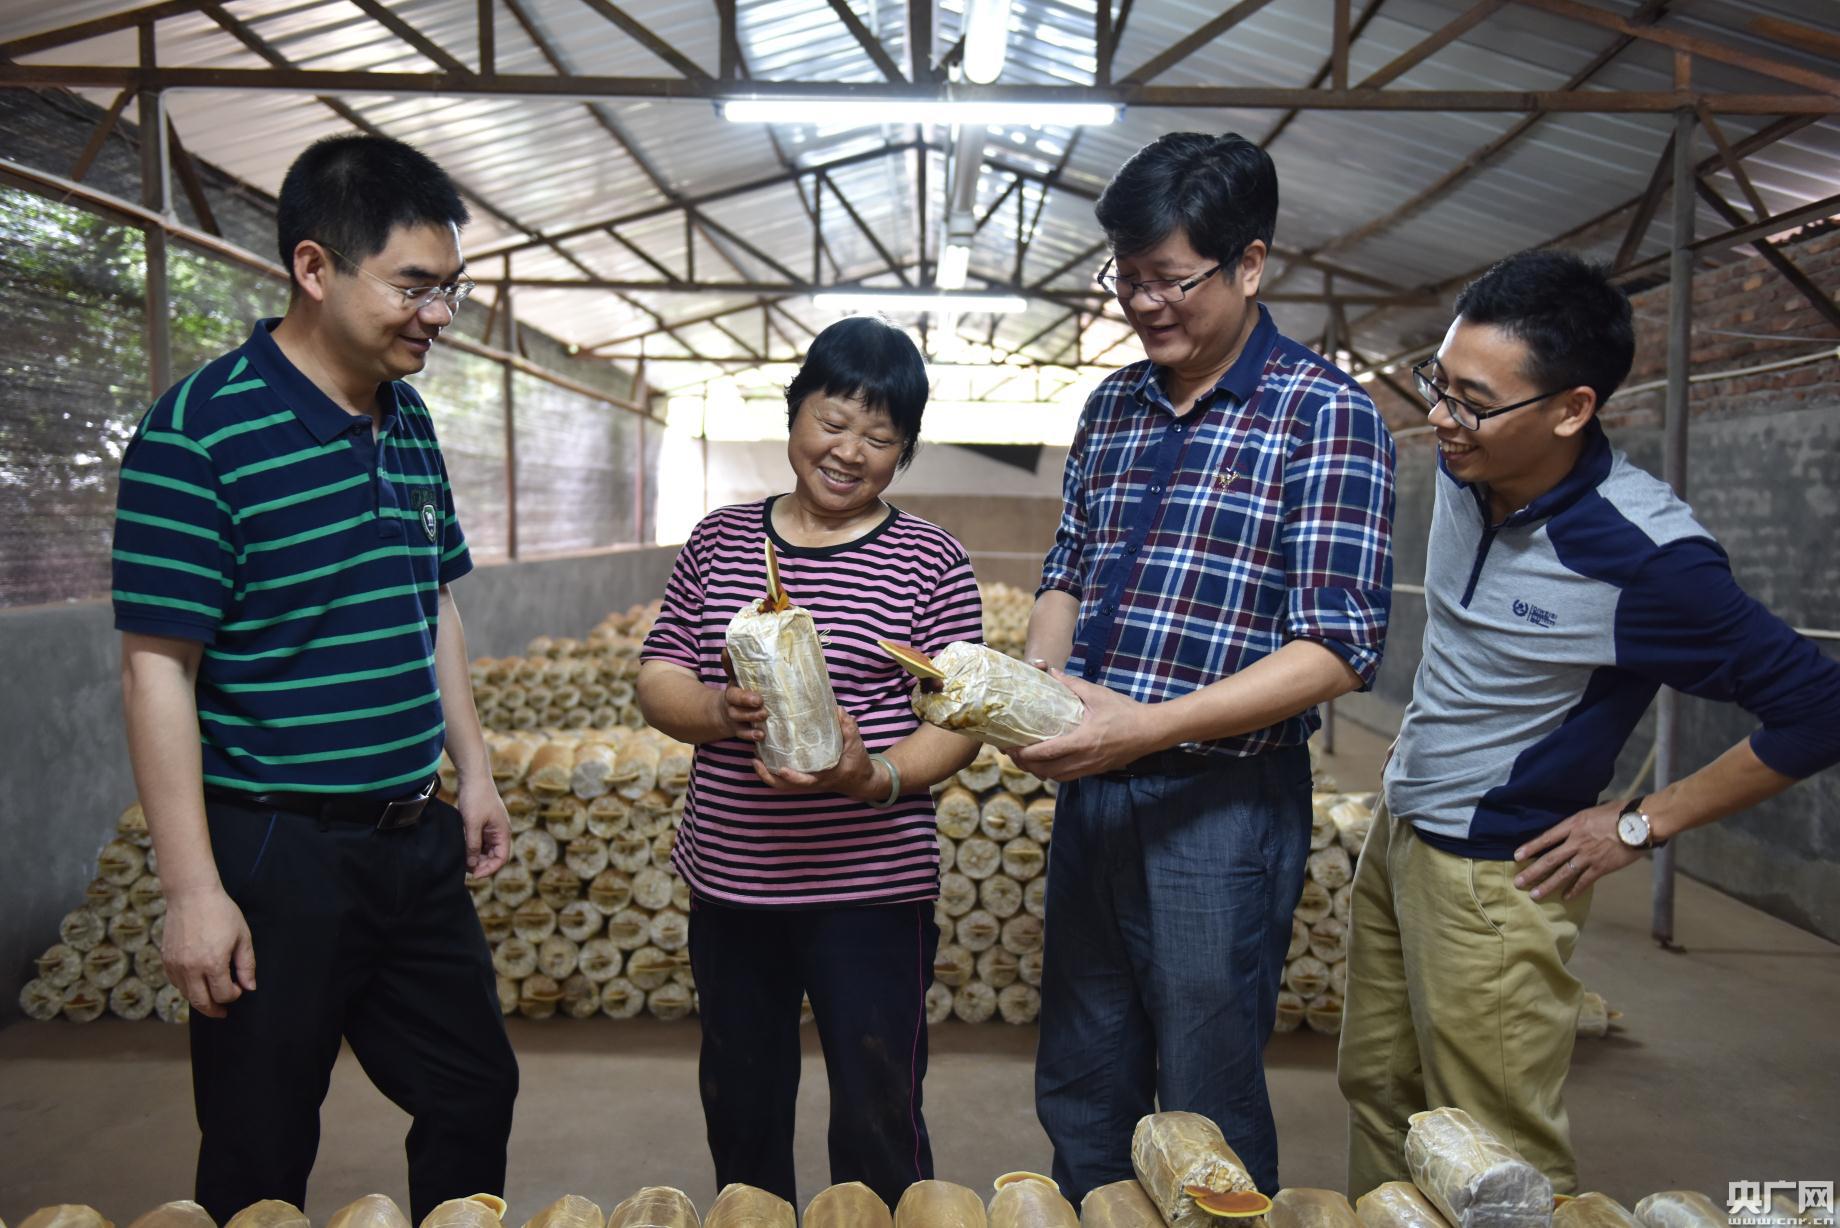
[
  {"xmin": 205, "ymin": 778, "xmax": 438, "ymax": 830},
  {"xmin": 1100, "ymin": 748, "xmax": 1225, "ymax": 780}
]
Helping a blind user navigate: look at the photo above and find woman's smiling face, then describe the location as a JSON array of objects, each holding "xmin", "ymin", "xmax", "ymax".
[{"xmin": 786, "ymin": 390, "xmax": 903, "ymax": 517}]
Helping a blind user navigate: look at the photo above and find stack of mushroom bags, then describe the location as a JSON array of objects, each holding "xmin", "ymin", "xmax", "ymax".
[
  {"xmin": 1272, "ymin": 792, "xmax": 1371, "ymax": 1038},
  {"xmin": 15, "ymin": 801, "xmax": 188, "ymax": 1025},
  {"xmin": 468, "ymin": 603, "xmax": 663, "ymax": 734},
  {"xmin": 977, "ymin": 582, "xmax": 1033, "ymax": 659},
  {"xmin": 456, "ymin": 722, "xmax": 701, "ymax": 1022},
  {"xmin": 5, "ymin": 1109, "xmax": 1748, "ymax": 1228}
]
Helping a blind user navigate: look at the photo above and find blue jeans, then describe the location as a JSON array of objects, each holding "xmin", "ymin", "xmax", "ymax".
[{"xmin": 1034, "ymin": 744, "xmax": 1312, "ymax": 1198}]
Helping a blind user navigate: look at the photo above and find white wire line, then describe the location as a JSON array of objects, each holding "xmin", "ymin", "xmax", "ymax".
[
  {"xmin": 1617, "ymin": 343, "xmax": 1840, "ymax": 397},
  {"xmin": 1630, "ymin": 313, "xmax": 1840, "ymax": 345}
]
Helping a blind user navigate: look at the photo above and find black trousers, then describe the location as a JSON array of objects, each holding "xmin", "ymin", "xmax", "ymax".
[
  {"xmin": 689, "ymin": 896, "xmax": 940, "ymax": 1211},
  {"xmin": 191, "ymin": 797, "xmax": 518, "ymax": 1223}
]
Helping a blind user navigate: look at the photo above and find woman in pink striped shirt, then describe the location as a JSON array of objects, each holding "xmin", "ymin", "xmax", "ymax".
[{"xmin": 637, "ymin": 317, "xmax": 984, "ymax": 1210}]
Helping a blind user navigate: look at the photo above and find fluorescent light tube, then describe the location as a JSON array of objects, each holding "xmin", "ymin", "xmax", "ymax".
[
  {"xmin": 814, "ymin": 291, "xmax": 1027, "ymax": 313},
  {"xmin": 721, "ymin": 99, "xmax": 1119, "ymax": 127},
  {"xmin": 936, "ymin": 243, "xmax": 972, "ymax": 291}
]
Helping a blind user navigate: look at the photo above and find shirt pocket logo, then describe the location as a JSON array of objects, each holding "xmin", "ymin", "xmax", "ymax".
[{"xmin": 415, "ymin": 488, "xmax": 440, "ymax": 543}]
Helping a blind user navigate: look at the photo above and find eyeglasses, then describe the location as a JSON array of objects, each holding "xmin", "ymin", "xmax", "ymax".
[
  {"xmin": 1412, "ymin": 358, "xmax": 1567, "ymax": 431},
  {"xmin": 322, "ymin": 244, "xmax": 476, "ymax": 313},
  {"xmin": 1095, "ymin": 257, "xmax": 1222, "ymax": 305}
]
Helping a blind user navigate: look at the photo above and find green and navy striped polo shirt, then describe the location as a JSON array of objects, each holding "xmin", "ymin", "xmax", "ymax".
[{"xmin": 112, "ymin": 318, "xmax": 471, "ymax": 797}]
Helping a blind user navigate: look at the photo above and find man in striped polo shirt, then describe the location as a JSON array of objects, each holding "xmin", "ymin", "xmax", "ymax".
[{"xmin": 113, "ymin": 135, "xmax": 517, "ymax": 1220}]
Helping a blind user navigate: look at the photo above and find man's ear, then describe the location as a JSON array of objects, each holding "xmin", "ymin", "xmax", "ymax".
[
  {"xmin": 291, "ymin": 241, "xmax": 334, "ymax": 305},
  {"xmin": 1238, "ymin": 239, "xmax": 1268, "ymax": 298},
  {"xmin": 1551, "ymin": 385, "xmax": 1600, "ymax": 439}
]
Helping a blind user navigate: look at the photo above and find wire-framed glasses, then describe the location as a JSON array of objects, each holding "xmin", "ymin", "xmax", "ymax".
[
  {"xmin": 1412, "ymin": 358, "xmax": 1566, "ymax": 431},
  {"xmin": 323, "ymin": 244, "xmax": 476, "ymax": 313},
  {"xmin": 1095, "ymin": 257, "xmax": 1223, "ymax": 305}
]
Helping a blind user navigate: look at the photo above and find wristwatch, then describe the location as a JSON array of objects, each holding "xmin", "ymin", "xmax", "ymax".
[{"xmin": 1615, "ymin": 795, "xmax": 1667, "ymax": 849}]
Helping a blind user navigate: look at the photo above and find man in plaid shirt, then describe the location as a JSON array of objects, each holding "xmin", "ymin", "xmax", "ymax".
[{"xmin": 1013, "ymin": 132, "xmax": 1395, "ymax": 1195}]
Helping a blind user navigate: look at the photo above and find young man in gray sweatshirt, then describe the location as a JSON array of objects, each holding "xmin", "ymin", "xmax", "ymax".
[{"xmin": 1338, "ymin": 248, "xmax": 1840, "ymax": 1194}]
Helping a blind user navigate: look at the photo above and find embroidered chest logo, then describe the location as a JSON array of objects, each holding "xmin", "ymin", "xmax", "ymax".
[
  {"xmin": 1511, "ymin": 598, "xmax": 1558, "ymax": 628},
  {"xmin": 1213, "ymin": 467, "xmax": 1241, "ymax": 491},
  {"xmin": 416, "ymin": 488, "xmax": 440, "ymax": 543}
]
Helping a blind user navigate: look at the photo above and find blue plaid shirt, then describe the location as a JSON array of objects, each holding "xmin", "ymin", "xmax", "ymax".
[{"xmin": 1039, "ymin": 304, "xmax": 1396, "ymax": 757}]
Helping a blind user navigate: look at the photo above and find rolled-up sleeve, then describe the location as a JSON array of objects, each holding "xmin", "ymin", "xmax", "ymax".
[
  {"xmin": 1037, "ymin": 409, "xmax": 1093, "ymax": 600},
  {"xmin": 1280, "ymin": 387, "xmax": 1396, "ymax": 687}
]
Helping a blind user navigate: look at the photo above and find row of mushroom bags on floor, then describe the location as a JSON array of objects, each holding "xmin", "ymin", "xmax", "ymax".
[
  {"xmin": 7, "ymin": 1112, "xmax": 1773, "ymax": 1228},
  {"xmin": 6, "ymin": 1108, "xmax": 1767, "ymax": 1228}
]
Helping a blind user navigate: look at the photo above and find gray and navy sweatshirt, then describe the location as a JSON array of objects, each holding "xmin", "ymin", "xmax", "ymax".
[{"xmin": 1386, "ymin": 421, "xmax": 1840, "ymax": 860}]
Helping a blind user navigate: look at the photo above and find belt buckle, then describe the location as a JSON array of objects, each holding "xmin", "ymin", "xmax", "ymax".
[{"xmin": 376, "ymin": 778, "xmax": 436, "ymax": 831}]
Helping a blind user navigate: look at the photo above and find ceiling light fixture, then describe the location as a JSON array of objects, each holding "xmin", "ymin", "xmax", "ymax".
[
  {"xmin": 720, "ymin": 99, "xmax": 1119, "ymax": 128},
  {"xmin": 936, "ymin": 242, "xmax": 972, "ymax": 291},
  {"xmin": 814, "ymin": 290, "xmax": 1028, "ymax": 314},
  {"xmin": 962, "ymin": 0, "xmax": 1016, "ymax": 85}
]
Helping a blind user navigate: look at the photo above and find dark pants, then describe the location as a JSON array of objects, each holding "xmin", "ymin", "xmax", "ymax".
[
  {"xmin": 689, "ymin": 897, "xmax": 939, "ymax": 1211},
  {"xmin": 1034, "ymin": 745, "xmax": 1312, "ymax": 1197},
  {"xmin": 191, "ymin": 797, "xmax": 518, "ymax": 1223}
]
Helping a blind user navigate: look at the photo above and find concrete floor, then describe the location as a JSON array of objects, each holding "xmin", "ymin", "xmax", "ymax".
[{"xmin": 4, "ymin": 723, "xmax": 1835, "ymax": 1218}]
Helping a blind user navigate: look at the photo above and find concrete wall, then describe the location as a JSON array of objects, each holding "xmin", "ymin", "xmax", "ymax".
[
  {"xmin": 456, "ymin": 547, "xmax": 680, "ymax": 658},
  {"xmin": 0, "ymin": 547, "xmax": 679, "ymax": 1023}
]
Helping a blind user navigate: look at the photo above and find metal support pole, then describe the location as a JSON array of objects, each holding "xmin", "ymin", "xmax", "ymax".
[
  {"xmin": 700, "ymin": 393, "xmax": 711, "ymax": 521},
  {"xmin": 1652, "ymin": 103, "xmax": 1696, "ymax": 950},
  {"xmin": 634, "ymin": 414, "xmax": 646, "ymax": 545},
  {"xmin": 502, "ymin": 267, "xmax": 520, "ymax": 560},
  {"xmin": 139, "ymin": 23, "xmax": 172, "ymax": 398},
  {"xmin": 915, "ymin": 142, "xmax": 928, "ymax": 286},
  {"xmin": 812, "ymin": 174, "xmax": 823, "ymax": 287}
]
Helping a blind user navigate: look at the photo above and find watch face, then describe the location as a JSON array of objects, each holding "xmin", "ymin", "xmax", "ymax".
[{"xmin": 1617, "ymin": 812, "xmax": 1647, "ymax": 847}]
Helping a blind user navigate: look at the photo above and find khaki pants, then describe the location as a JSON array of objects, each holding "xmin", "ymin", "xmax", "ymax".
[{"xmin": 1336, "ymin": 800, "xmax": 1592, "ymax": 1197}]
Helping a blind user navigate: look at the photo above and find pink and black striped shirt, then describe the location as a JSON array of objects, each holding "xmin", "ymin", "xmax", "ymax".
[{"xmin": 642, "ymin": 497, "xmax": 984, "ymax": 908}]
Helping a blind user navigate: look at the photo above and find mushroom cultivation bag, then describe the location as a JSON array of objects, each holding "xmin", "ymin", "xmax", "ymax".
[
  {"xmin": 1404, "ymin": 1108, "xmax": 1552, "ymax": 1228},
  {"xmin": 883, "ymin": 640, "xmax": 1083, "ymax": 750},
  {"xmin": 725, "ymin": 540, "xmax": 842, "ymax": 773}
]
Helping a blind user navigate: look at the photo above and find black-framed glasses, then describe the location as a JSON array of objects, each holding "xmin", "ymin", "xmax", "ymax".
[
  {"xmin": 323, "ymin": 244, "xmax": 476, "ymax": 313},
  {"xmin": 1412, "ymin": 358, "xmax": 1566, "ymax": 431},
  {"xmin": 1095, "ymin": 257, "xmax": 1222, "ymax": 305}
]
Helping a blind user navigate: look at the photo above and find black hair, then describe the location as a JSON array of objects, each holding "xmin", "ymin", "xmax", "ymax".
[
  {"xmin": 276, "ymin": 134, "xmax": 469, "ymax": 285},
  {"xmin": 1454, "ymin": 248, "xmax": 1635, "ymax": 409},
  {"xmin": 785, "ymin": 316, "xmax": 928, "ymax": 469},
  {"xmin": 1094, "ymin": 132, "xmax": 1279, "ymax": 266}
]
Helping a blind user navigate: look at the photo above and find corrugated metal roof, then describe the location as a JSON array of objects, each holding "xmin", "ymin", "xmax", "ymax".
[{"xmin": 5, "ymin": 0, "xmax": 1836, "ymax": 390}]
